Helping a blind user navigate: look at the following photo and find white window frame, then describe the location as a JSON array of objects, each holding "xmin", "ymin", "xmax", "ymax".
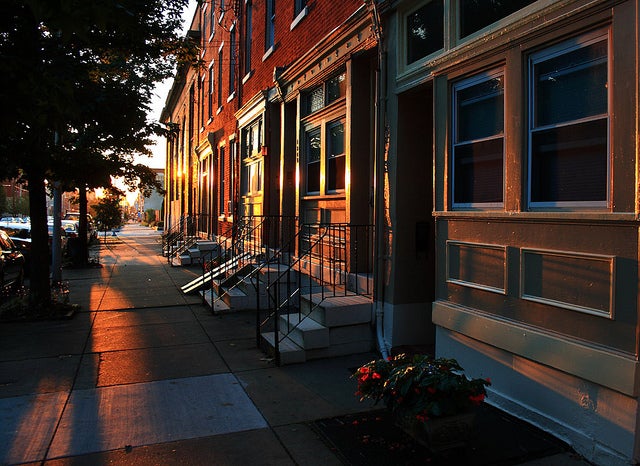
[
  {"xmin": 527, "ymin": 30, "xmax": 610, "ymax": 209},
  {"xmin": 451, "ymin": 69, "xmax": 505, "ymax": 209},
  {"xmin": 398, "ymin": 0, "xmax": 446, "ymax": 77}
]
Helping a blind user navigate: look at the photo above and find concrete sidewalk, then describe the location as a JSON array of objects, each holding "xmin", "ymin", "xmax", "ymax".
[{"xmin": 0, "ymin": 224, "xmax": 591, "ymax": 465}]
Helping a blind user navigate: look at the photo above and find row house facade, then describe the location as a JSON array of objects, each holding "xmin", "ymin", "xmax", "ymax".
[{"xmin": 163, "ymin": 1, "xmax": 640, "ymax": 464}]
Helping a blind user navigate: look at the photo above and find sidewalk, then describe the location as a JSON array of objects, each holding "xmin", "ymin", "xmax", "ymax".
[{"xmin": 0, "ymin": 224, "xmax": 591, "ymax": 465}]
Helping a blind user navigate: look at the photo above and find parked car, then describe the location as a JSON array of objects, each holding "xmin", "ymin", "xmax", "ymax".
[
  {"xmin": 0, "ymin": 223, "xmax": 31, "ymax": 276},
  {"xmin": 0, "ymin": 229, "xmax": 25, "ymax": 292},
  {"xmin": 63, "ymin": 212, "xmax": 97, "ymax": 240}
]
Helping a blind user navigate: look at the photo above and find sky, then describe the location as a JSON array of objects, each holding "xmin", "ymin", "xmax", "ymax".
[{"xmin": 143, "ymin": 1, "xmax": 198, "ymax": 169}]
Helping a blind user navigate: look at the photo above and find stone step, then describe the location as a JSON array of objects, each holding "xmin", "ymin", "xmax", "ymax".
[
  {"xmin": 301, "ymin": 293, "xmax": 372, "ymax": 327},
  {"xmin": 200, "ymin": 289, "xmax": 231, "ymax": 313},
  {"xmin": 187, "ymin": 248, "xmax": 201, "ymax": 258},
  {"xmin": 260, "ymin": 331, "xmax": 306, "ymax": 365},
  {"xmin": 278, "ymin": 314, "xmax": 329, "ymax": 350}
]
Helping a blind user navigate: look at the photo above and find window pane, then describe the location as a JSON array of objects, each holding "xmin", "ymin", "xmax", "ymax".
[
  {"xmin": 454, "ymin": 138, "xmax": 504, "ymax": 204},
  {"xmin": 407, "ymin": 0, "xmax": 444, "ymax": 65},
  {"xmin": 307, "ymin": 86, "xmax": 324, "ymax": 114},
  {"xmin": 456, "ymin": 76, "xmax": 504, "ymax": 142},
  {"xmin": 327, "ymin": 72, "xmax": 346, "ymax": 104},
  {"xmin": 534, "ymin": 39, "xmax": 608, "ymax": 127},
  {"xmin": 306, "ymin": 129, "xmax": 321, "ymax": 193},
  {"xmin": 327, "ymin": 122, "xmax": 345, "ymax": 191},
  {"xmin": 460, "ymin": 0, "xmax": 536, "ymax": 38},
  {"xmin": 530, "ymin": 119, "xmax": 607, "ymax": 203}
]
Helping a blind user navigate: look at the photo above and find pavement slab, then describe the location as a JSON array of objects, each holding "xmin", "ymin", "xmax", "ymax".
[
  {"xmin": 96, "ymin": 343, "xmax": 228, "ymax": 386},
  {"xmin": 92, "ymin": 307, "xmax": 197, "ymax": 329},
  {"xmin": 87, "ymin": 320, "xmax": 209, "ymax": 353},
  {"xmin": 47, "ymin": 374, "xmax": 268, "ymax": 459},
  {"xmin": 43, "ymin": 428, "xmax": 295, "ymax": 466},
  {"xmin": 0, "ymin": 355, "xmax": 82, "ymax": 398},
  {"xmin": 0, "ymin": 391, "xmax": 69, "ymax": 465}
]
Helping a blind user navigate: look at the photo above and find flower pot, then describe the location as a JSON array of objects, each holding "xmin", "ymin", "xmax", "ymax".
[{"xmin": 398, "ymin": 411, "xmax": 476, "ymax": 452}]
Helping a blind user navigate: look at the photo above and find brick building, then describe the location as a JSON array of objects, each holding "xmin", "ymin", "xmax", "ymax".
[{"xmin": 163, "ymin": 1, "xmax": 640, "ymax": 464}]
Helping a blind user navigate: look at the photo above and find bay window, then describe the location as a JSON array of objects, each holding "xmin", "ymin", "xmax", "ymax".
[
  {"xmin": 452, "ymin": 70, "xmax": 504, "ymax": 207},
  {"xmin": 528, "ymin": 32, "xmax": 609, "ymax": 207}
]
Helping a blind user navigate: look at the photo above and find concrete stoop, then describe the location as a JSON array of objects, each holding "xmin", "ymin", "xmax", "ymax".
[
  {"xmin": 170, "ymin": 240, "xmax": 220, "ymax": 266},
  {"xmin": 260, "ymin": 293, "xmax": 374, "ymax": 365}
]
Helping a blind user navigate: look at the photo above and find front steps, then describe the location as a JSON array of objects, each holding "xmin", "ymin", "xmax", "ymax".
[
  {"xmin": 170, "ymin": 240, "xmax": 219, "ymax": 266},
  {"xmin": 260, "ymin": 293, "xmax": 373, "ymax": 365}
]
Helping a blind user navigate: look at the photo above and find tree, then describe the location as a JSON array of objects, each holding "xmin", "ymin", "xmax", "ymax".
[
  {"xmin": 0, "ymin": 0, "xmax": 192, "ymax": 313},
  {"xmin": 92, "ymin": 191, "xmax": 124, "ymax": 237}
]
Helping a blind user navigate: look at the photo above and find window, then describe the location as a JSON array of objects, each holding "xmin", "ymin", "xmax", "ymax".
[
  {"xmin": 406, "ymin": 0, "xmax": 444, "ymax": 65},
  {"xmin": 304, "ymin": 119, "xmax": 346, "ymax": 195},
  {"xmin": 528, "ymin": 32, "xmax": 609, "ymax": 207},
  {"xmin": 266, "ymin": 0, "xmax": 275, "ymax": 52},
  {"xmin": 219, "ymin": 146, "xmax": 226, "ymax": 215},
  {"xmin": 199, "ymin": 75, "xmax": 205, "ymax": 128},
  {"xmin": 294, "ymin": 0, "xmax": 306, "ymax": 16},
  {"xmin": 460, "ymin": 0, "xmax": 537, "ymax": 39},
  {"xmin": 241, "ymin": 118, "xmax": 263, "ymax": 197},
  {"xmin": 327, "ymin": 121, "xmax": 345, "ymax": 192},
  {"xmin": 217, "ymin": 48, "xmax": 223, "ymax": 108},
  {"xmin": 306, "ymin": 128, "xmax": 321, "ymax": 193},
  {"xmin": 229, "ymin": 26, "xmax": 236, "ymax": 96},
  {"xmin": 202, "ymin": 6, "xmax": 209, "ymax": 48},
  {"xmin": 244, "ymin": 1, "xmax": 252, "ymax": 75},
  {"xmin": 208, "ymin": 63, "xmax": 214, "ymax": 119},
  {"xmin": 304, "ymin": 71, "xmax": 346, "ymax": 116},
  {"xmin": 452, "ymin": 71, "xmax": 504, "ymax": 207}
]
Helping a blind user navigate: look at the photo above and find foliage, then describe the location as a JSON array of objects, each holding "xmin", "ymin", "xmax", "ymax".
[
  {"xmin": 92, "ymin": 193, "xmax": 123, "ymax": 232},
  {"xmin": 0, "ymin": 0, "xmax": 192, "ymax": 310},
  {"xmin": 354, "ymin": 354, "xmax": 491, "ymax": 423}
]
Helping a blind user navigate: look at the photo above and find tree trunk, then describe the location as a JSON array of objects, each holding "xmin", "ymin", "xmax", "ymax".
[
  {"xmin": 27, "ymin": 169, "xmax": 51, "ymax": 311},
  {"xmin": 77, "ymin": 185, "xmax": 89, "ymax": 266}
]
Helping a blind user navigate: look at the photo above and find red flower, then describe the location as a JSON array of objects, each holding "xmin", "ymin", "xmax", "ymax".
[
  {"xmin": 468, "ymin": 393, "xmax": 485, "ymax": 405},
  {"xmin": 427, "ymin": 387, "xmax": 437, "ymax": 394},
  {"xmin": 372, "ymin": 372, "xmax": 382, "ymax": 380}
]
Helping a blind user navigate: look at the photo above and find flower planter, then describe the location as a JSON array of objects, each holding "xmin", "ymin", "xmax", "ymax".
[{"xmin": 397, "ymin": 411, "xmax": 476, "ymax": 452}]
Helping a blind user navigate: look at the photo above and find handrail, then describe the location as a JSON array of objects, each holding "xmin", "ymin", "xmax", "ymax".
[
  {"xmin": 258, "ymin": 223, "xmax": 374, "ymax": 365},
  {"xmin": 206, "ymin": 215, "xmax": 298, "ymax": 310}
]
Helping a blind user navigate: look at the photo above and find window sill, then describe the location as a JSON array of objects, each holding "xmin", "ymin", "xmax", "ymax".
[
  {"xmin": 216, "ymin": 106, "xmax": 223, "ymax": 115},
  {"xmin": 242, "ymin": 70, "xmax": 254, "ymax": 84},
  {"xmin": 262, "ymin": 45, "xmax": 275, "ymax": 62},
  {"xmin": 227, "ymin": 92, "xmax": 236, "ymax": 103},
  {"xmin": 302, "ymin": 193, "xmax": 346, "ymax": 201},
  {"xmin": 290, "ymin": 7, "xmax": 308, "ymax": 31},
  {"xmin": 207, "ymin": 117, "xmax": 213, "ymax": 125},
  {"xmin": 433, "ymin": 210, "xmax": 636, "ymax": 224}
]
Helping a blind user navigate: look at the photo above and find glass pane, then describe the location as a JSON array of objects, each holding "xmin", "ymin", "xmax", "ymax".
[
  {"xmin": 306, "ymin": 129, "xmax": 321, "ymax": 193},
  {"xmin": 454, "ymin": 138, "xmax": 503, "ymax": 204},
  {"xmin": 534, "ymin": 39, "xmax": 607, "ymax": 127},
  {"xmin": 407, "ymin": 0, "xmax": 444, "ymax": 65},
  {"xmin": 328, "ymin": 122, "xmax": 344, "ymax": 157},
  {"xmin": 456, "ymin": 75, "xmax": 504, "ymax": 142},
  {"xmin": 460, "ymin": 0, "xmax": 536, "ymax": 38},
  {"xmin": 308, "ymin": 86, "xmax": 324, "ymax": 114},
  {"xmin": 327, "ymin": 122, "xmax": 345, "ymax": 191},
  {"xmin": 327, "ymin": 72, "xmax": 346, "ymax": 104},
  {"xmin": 327, "ymin": 155, "xmax": 345, "ymax": 191},
  {"xmin": 530, "ymin": 118, "xmax": 607, "ymax": 203}
]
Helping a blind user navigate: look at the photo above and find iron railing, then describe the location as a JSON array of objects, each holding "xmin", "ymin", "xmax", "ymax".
[
  {"xmin": 161, "ymin": 214, "xmax": 212, "ymax": 265},
  {"xmin": 201, "ymin": 216, "xmax": 297, "ymax": 310},
  {"xmin": 257, "ymin": 223, "xmax": 374, "ymax": 365}
]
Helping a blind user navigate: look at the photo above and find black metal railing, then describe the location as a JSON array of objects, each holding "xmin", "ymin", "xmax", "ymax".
[
  {"xmin": 257, "ymin": 223, "xmax": 374, "ymax": 365},
  {"xmin": 162, "ymin": 214, "xmax": 212, "ymax": 265},
  {"xmin": 200, "ymin": 216, "xmax": 298, "ymax": 310}
]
